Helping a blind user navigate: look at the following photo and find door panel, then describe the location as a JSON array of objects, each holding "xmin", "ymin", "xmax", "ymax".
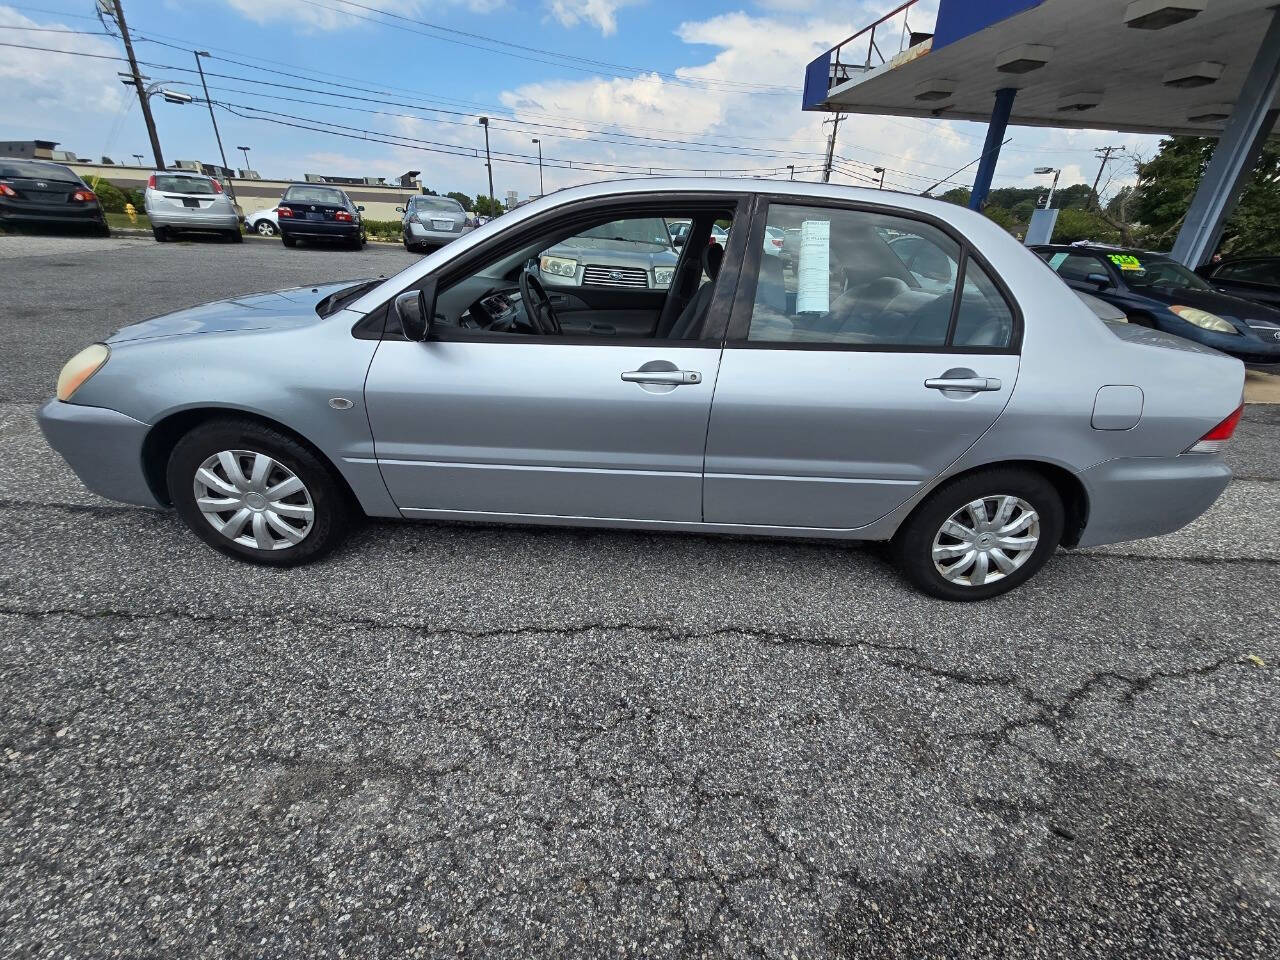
[
  {"xmin": 703, "ymin": 350, "xmax": 1020, "ymax": 528},
  {"xmin": 550, "ymin": 287, "xmax": 666, "ymax": 338},
  {"xmin": 365, "ymin": 340, "xmax": 718, "ymax": 520}
]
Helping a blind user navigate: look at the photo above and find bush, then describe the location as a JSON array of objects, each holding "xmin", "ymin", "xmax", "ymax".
[
  {"xmin": 362, "ymin": 217, "xmax": 401, "ymax": 241},
  {"xmin": 86, "ymin": 178, "xmax": 127, "ymax": 214}
]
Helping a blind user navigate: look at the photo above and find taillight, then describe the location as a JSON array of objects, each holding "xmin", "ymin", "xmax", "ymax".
[
  {"xmin": 211, "ymin": 179, "xmax": 223, "ymax": 194},
  {"xmin": 1186, "ymin": 403, "xmax": 1244, "ymax": 453},
  {"xmin": 0, "ymin": 183, "xmax": 15, "ymax": 197},
  {"xmin": 277, "ymin": 206, "xmax": 293, "ymax": 217},
  {"xmin": 147, "ymin": 174, "xmax": 156, "ymax": 189},
  {"xmin": 71, "ymin": 189, "xmax": 96, "ymax": 203},
  {"xmin": 334, "ymin": 210, "xmax": 353, "ymax": 222}
]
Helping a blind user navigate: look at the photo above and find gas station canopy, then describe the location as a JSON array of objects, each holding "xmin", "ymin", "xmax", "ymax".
[{"xmin": 804, "ymin": 0, "xmax": 1276, "ymax": 137}]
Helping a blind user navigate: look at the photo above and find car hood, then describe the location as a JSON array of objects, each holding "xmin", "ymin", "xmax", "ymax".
[
  {"xmin": 544, "ymin": 236, "xmax": 677, "ymax": 268},
  {"xmin": 1133, "ymin": 283, "xmax": 1280, "ymax": 328},
  {"xmin": 107, "ymin": 281, "xmax": 360, "ymax": 343}
]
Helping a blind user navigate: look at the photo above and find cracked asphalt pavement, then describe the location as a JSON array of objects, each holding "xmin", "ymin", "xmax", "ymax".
[{"xmin": 1, "ymin": 235, "xmax": 1278, "ymax": 957}]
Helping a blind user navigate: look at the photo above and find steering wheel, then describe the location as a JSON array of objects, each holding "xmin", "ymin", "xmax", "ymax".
[{"xmin": 519, "ymin": 266, "xmax": 562, "ymax": 335}]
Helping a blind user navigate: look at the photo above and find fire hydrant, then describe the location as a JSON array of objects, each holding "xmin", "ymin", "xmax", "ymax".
[{"xmin": 124, "ymin": 202, "xmax": 138, "ymax": 225}]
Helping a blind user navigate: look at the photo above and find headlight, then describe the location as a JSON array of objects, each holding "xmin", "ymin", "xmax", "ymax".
[
  {"xmin": 56, "ymin": 343, "xmax": 110, "ymax": 401},
  {"xmin": 1170, "ymin": 305, "xmax": 1238, "ymax": 334},
  {"xmin": 539, "ymin": 255, "xmax": 578, "ymax": 279},
  {"xmin": 653, "ymin": 266, "xmax": 675, "ymax": 288}
]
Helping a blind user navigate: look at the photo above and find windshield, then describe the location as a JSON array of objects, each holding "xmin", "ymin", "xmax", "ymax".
[
  {"xmin": 284, "ymin": 186, "xmax": 347, "ymax": 205},
  {"xmin": 153, "ymin": 174, "xmax": 216, "ymax": 195},
  {"xmin": 412, "ymin": 197, "xmax": 463, "ymax": 213},
  {"xmin": 579, "ymin": 218, "xmax": 671, "ymax": 247},
  {"xmin": 1105, "ymin": 251, "xmax": 1211, "ymax": 291},
  {"xmin": 0, "ymin": 160, "xmax": 79, "ymax": 181}
]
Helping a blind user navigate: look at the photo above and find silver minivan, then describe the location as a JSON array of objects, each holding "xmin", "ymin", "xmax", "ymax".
[{"xmin": 144, "ymin": 171, "xmax": 241, "ymax": 243}]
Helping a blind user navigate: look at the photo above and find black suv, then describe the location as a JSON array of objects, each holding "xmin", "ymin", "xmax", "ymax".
[{"xmin": 277, "ymin": 184, "xmax": 365, "ymax": 250}]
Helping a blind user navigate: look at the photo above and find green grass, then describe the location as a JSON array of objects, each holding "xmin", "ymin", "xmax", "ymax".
[{"xmin": 106, "ymin": 211, "xmax": 152, "ymax": 230}]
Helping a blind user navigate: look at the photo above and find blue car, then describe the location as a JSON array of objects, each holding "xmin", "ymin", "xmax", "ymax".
[{"xmin": 1034, "ymin": 244, "xmax": 1280, "ymax": 364}]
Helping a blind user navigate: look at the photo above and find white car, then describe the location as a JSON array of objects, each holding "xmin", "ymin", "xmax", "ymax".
[{"xmin": 245, "ymin": 206, "xmax": 280, "ymax": 236}]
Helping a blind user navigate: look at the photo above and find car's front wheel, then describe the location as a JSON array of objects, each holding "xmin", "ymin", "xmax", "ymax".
[
  {"xmin": 892, "ymin": 467, "xmax": 1064, "ymax": 601},
  {"xmin": 167, "ymin": 419, "xmax": 352, "ymax": 566}
]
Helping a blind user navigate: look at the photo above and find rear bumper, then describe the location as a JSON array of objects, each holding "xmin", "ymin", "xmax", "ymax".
[
  {"xmin": 1075, "ymin": 454, "xmax": 1232, "ymax": 548},
  {"xmin": 406, "ymin": 222, "xmax": 465, "ymax": 243},
  {"xmin": 0, "ymin": 203, "xmax": 104, "ymax": 225},
  {"xmin": 37, "ymin": 400, "xmax": 162, "ymax": 508},
  {"xmin": 147, "ymin": 209, "xmax": 239, "ymax": 230},
  {"xmin": 280, "ymin": 219, "xmax": 360, "ymax": 240}
]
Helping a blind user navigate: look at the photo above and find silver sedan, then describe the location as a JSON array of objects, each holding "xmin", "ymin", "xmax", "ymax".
[{"xmin": 40, "ymin": 179, "xmax": 1245, "ymax": 600}]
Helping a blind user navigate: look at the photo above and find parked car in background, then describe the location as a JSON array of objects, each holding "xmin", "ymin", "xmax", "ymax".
[
  {"xmin": 41, "ymin": 179, "xmax": 1245, "ymax": 601},
  {"xmin": 0, "ymin": 158, "xmax": 109, "ymax": 236},
  {"xmin": 1033, "ymin": 243, "xmax": 1280, "ymax": 363},
  {"xmin": 397, "ymin": 195, "xmax": 470, "ymax": 252},
  {"xmin": 763, "ymin": 225, "xmax": 785, "ymax": 257},
  {"xmin": 144, "ymin": 171, "xmax": 240, "ymax": 243},
  {"xmin": 1196, "ymin": 255, "xmax": 1280, "ymax": 310},
  {"xmin": 245, "ymin": 206, "xmax": 280, "ymax": 236},
  {"xmin": 276, "ymin": 184, "xmax": 365, "ymax": 250},
  {"xmin": 539, "ymin": 216, "xmax": 679, "ymax": 290},
  {"xmin": 668, "ymin": 219, "xmax": 691, "ymax": 246}
]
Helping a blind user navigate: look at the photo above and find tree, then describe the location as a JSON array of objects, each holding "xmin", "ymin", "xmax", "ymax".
[
  {"xmin": 472, "ymin": 194, "xmax": 503, "ymax": 217},
  {"xmin": 1132, "ymin": 135, "xmax": 1280, "ymax": 255},
  {"xmin": 446, "ymin": 191, "xmax": 472, "ymax": 210}
]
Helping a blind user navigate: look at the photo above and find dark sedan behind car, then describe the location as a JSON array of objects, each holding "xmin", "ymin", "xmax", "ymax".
[
  {"xmin": 0, "ymin": 158, "xmax": 109, "ymax": 236},
  {"xmin": 277, "ymin": 184, "xmax": 365, "ymax": 250},
  {"xmin": 1033, "ymin": 243, "xmax": 1280, "ymax": 363},
  {"xmin": 1196, "ymin": 255, "xmax": 1280, "ymax": 310}
]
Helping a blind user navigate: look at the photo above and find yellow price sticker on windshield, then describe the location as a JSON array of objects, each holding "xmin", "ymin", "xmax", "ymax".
[{"xmin": 1108, "ymin": 254, "xmax": 1143, "ymax": 271}]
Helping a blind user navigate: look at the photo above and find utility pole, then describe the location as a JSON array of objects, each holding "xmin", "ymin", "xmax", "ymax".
[
  {"xmin": 531, "ymin": 137, "xmax": 543, "ymax": 196},
  {"xmin": 1089, "ymin": 145, "xmax": 1126, "ymax": 209},
  {"xmin": 478, "ymin": 116, "xmax": 495, "ymax": 212},
  {"xmin": 193, "ymin": 51, "xmax": 236, "ymax": 203},
  {"xmin": 821, "ymin": 113, "xmax": 844, "ymax": 183},
  {"xmin": 110, "ymin": 1, "xmax": 164, "ymax": 170}
]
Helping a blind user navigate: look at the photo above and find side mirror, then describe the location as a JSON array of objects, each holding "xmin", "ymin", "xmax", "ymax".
[
  {"xmin": 395, "ymin": 206, "xmax": 404, "ymax": 214},
  {"xmin": 395, "ymin": 289, "xmax": 431, "ymax": 342},
  {"xmin": 357, "ymin": 205, "xmax": 365, "ymax": 212},
  {"xmin": 1086, "ymin": 272, "xmax": 1111, "ymax": 289}
]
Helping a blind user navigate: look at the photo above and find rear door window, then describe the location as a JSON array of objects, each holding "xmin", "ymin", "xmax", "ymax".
[{"xmin": 741, "ymin": 202, "xmax": 1015, "ymax": 350}]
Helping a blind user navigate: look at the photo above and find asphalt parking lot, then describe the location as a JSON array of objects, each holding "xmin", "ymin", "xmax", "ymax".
[{"xmin": 1, "ymin": 232, "xmax": 1277, "ymax": 957}]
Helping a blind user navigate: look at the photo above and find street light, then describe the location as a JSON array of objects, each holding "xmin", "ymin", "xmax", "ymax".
[
  {"xmin": 193, "ymin": 50, "xmax": 236, "ymax": 203},
  {"xmin": 873, "ymin": 166, "xmax": 886, "ymax": 189},
  {"xmin": 478, "ymin": 116, "xmax": 495, "ymax": 212},
  {"xmin": 787, "ymin": 164, "xmax": 795, "ymax": 180},
  {"xmin": 1034, "ymin": 166, "xmax": 1062, "ymax": 208},
  {"xmin": 132, "ymin": 153, "xmax": 144, "ymax": 166},
  {"xmin": 237, "ymin": 145, "xmax": 251, "ymax": 175},
  {"xmin": 531, "ymin": 138, "xmax": 543, "ymax": 197}
]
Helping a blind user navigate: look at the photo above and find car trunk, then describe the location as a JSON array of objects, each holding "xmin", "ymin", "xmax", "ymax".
[
  {"xmin": 280, "ymin": 197, "xmax": 349, "ymax": 224},
  {"xmin": 151, "ymin": 176, "xmax": 225, "ymax": 213},
  {"xmin": 2, "ymin": 176, "xmax": 80, "ymax": 209}
]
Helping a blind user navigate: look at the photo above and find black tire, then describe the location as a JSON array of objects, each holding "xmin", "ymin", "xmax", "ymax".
[
  {"xmin": 891, "ymin": 467, "xmax": 1064, "ymax": 601},
  {"xmin": 152, "ymin": 226, "xmax": 168, "ymax": 242},
  {"xmin": 166, "ymin": 418, "xmax": 352, "ymax": 566},
  {"xmin": 94, "ymin": 220, "xmax": 111, "ymax": 238},
  {"xmin": 228, "ymin": 229, "xmax": 244, "ymax": 244},
  {"xmin": 282, "ymin": 234, "xmax": 297, "ymax": 248}
]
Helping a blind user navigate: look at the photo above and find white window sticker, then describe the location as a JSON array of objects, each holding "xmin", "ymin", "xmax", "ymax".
[{"xmin": 796, "ymin": 219, "xmax": 831, "ymax": 314}]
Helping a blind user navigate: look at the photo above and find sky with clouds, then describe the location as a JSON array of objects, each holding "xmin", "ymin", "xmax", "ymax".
[{"xmin": 0, "ymin": 0, "xmax": 1160, "ymax": 203}]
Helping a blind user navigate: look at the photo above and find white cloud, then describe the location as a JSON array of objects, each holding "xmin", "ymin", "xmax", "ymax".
[
  {"xmin": 0, "ymin": 6, "xmax": 127, "ymax": 156},
  {"xmin": 545, "ymin": 0, "xmax": 640, "ymax": 37},
  {"xmin": 220, "ymin": 0, "xmax": 503, "ymax": 31}
]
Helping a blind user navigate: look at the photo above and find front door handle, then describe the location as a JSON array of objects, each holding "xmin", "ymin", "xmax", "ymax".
[
  {"xmin": 622, "ymin": 369, "xmax": 702, "ymax": 385},
  {"xmin": 924, "ymin": 376, "xmax": 1002, "ymax": 392}
]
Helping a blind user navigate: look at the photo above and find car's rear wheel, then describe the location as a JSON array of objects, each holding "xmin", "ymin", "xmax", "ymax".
[
  {"xmin": 282, "ymin": 234, "xmax": 297, "ymax": 248},
  {"xmin": 94, "ymin": 221, "xmax": 110, "ymax": 238},
  {"xmin": 152, "ymin": 226, "xmax": 168, "ymax": 242},
  {"xmin": 227, "ymin": 229, "xmax": 243, "ymax": 243},
  {"xmin": 255, "ymin": 220, "xmax": 277, "ymax": 236},
  {"xmin": 167, "ymin": 419, "xmax": 351, "ymax": 566},
  {"xmin": 892, "ymin": 467, "xmax": 1064, "ymax": 601}
]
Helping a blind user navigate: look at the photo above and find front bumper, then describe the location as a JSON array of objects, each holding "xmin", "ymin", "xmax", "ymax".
[
  {"xmin": 37, "ymin": 400, "xmax": 162, "ymax": 508},
  {"xmin": 1075, "ymin": 454, "xmax": 1231, "ymax": 548}
]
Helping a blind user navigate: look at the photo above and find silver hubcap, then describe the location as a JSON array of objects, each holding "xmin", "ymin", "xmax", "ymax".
[
  {"xmin": 257, "ymin": 221, "xmax": 274, "ymax": 235},
  {"xmin": 932, "ymin": 495, "xmax": 1040, "ymax": 587},
  {"xmin": 193, "ymin": 450, "xmax": 314, "ymax": 550}
]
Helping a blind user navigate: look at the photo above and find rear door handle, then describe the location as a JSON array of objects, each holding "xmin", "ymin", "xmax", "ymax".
[
  {"xmin": 621, "ymin": 369, "xmax": 702, "ymax": 385},
  {"xmin": 924, "ymin": 376, "xmax": 1002, "ymax": 392}
]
